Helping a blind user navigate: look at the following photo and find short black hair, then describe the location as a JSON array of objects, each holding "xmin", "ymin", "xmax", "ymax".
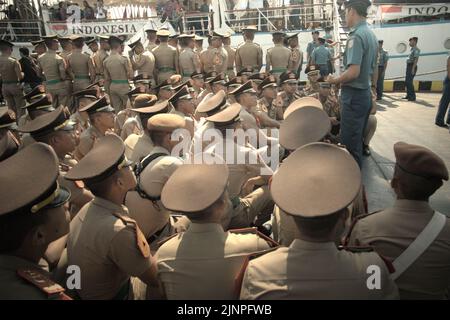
[{"xmin": 19, "ymin": 47, "xmax": 29, "ymax": 56}]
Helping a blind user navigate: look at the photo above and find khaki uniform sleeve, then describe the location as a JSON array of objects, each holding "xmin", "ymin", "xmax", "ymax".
[
  {"xmin": 235, "ymin": 47, "xmax": 242, "ymax": 71},
  {"xmin": 265, "ymin": 49, "xmax": 271, "ymax": 73},
  {"xmin": 14, "ymin": 59, "xmax": 23, "ymax": 80},
  {"xmin": 58, "ymin": 58, "xmax": 66, "ymax": 80},
  {"xmin": 109, "ymin": 227, "xmax": 153, "ymax": 277},
  {"xmin": 174, "ymin": 49, "xmax": 180, "ymax": 74},
  {"xmin": 257, "ymin": 46, "xmax": 263, "ymax": 71},
  {"xmin": 193, "ymin": 52, "xmax": 201, "ymax": 73},
  {"xmin": 88, "ymin": 56, "xmax": 96, "ymax": 83},
  {"xmin": 124, "ymin": 57, "xmax": 133, "ymax": 79}
]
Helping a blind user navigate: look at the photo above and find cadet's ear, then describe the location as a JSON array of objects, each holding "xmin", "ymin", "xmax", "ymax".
[{"xmin": 31, "ymin": 225, "xmax": 48, "ymax": 248}]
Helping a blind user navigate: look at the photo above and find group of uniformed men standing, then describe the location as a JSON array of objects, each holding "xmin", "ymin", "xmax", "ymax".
[{"xmin": 0, "ymin": 0, "xmax": 449, "ymax": 300}]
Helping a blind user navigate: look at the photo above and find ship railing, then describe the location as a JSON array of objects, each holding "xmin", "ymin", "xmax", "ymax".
[
  {"xmin": 181, "ymin": 11, "xmax": 214, "ymax": 35},
  {"xmin": 0, "ymin": 19, "xmax": 43, "ymax": 42},
  {"xmin": 224, "ymin": 2, "xmax": 335, "ymax": 32}
]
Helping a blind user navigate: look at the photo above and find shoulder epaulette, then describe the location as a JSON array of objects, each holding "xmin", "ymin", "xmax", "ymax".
[
  {"xmin": 228, "ymin": 227, "xmax": 279, "ymax": 248},
  {"xmin": 112, "ymin": 213, "xmax": 150, "ymax": 258},
  {"xmin": 17, "ymin": 268, "xmax": 72, "ymax": 300}
]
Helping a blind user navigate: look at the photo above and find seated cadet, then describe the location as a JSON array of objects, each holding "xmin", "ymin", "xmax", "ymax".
[
  {"xmin": 257, "ymin": 75, "xmax": 283, "ymax": 121},
  {"xmin": 133, "ymin": 74, "xmax": 153, "ymax": 94},
  {"xmin": 126, "ymin": 114, "xmax": 190, "ymax": 252},
  {"xmin": 71, "ymin": 88, "xmax": 98, "ymax": 134},
  {"xmin": 248, "ymin": 73, "xmax": 266, "ymax": 95},
  {"xmin": 346, "ymin": 142, "xmax": 450, "ymax": 300},
  {"xmin": 65, "ymin": 134, "xmax": 159, "ymax": 300},
  {"xmin": 0, "ymin": 143, "xmax": 71, "ymax": 299},
  {"xmin": 225, "ymin": 76, "xmax": 243, "ymax": 103},
  {"xmin": 121, "ymin": 92, "xmax": 156, "ymax": 142},
  {"xmin": 240, "ymin": 143, "xmax": 399, "ymax": 300},
  {"xmin": 117, "ymin": 87, "xmax": 146, "ymax": 140},
  {"xmin": 169, "ymin": 85, "xmax": 195, "ymax": 137},
  {"xmin": 309, "ymin": 80, "xmax": 341, "ymax": 135},
  {"xmin": 124, "ymin": 97, "xmax": 169, "ymax": 163},
  {"xmin": 196, "ymin": 71, "xmax": 216, "ymax": 103},
  {"xmin": 276, "ymin": 71, "xmax": 302, "ymax": 114},
  {"xmin": 0, "ymin": 129, "xmax": 20, "ymax": 161},
  {"xmin": 204, "ymin": 103, "xmax": 273, "ymax": 229},
  {"xmin": 190, "ymin": 71, "xmax": 205, "ymax": 102},
  {"xmin": 154, "ymin": 77, "xmax": 176, "ymax": 103},
  {"xmin": 236, "ymin": 67, "xmax": 254, "ymax": 83},
  {"xmin": 19, "ymin": 95, "xmax": 55, "ymax": 148},
  {"xmin": 205, "ymin": 73, "xmax": 227, "ymax": 94},
  {"xmin": 155, "ymin": 162, "xmax": 276, "ymax": 299},
  {"xmin": 300, "ymin": 65, "xmax": 321, "ymax": 96},
  {"xmin": 18, "ymin": 107, "xmax": 93, "ymax": 219},
  {"xmin": 74, "ymin": 96, "xmax": 115, "ymax": 160}
]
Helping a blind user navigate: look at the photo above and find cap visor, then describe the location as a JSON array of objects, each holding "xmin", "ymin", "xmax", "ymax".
[{"xmin": 45, "ymin": 186, "xmax": 71, "ymax": 209}]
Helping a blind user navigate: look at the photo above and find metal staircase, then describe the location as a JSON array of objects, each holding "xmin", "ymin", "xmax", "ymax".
[{"xmin": 332, "ymin": 0, "xmax": 350, "ymax": 75}]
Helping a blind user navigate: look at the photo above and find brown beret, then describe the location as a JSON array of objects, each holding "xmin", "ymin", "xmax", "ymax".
[
  {"xmin": 196, "ymin": 90, "xmax": 227, "ymax": 115},
  {"xmin": 283, "ymin": 96, "xmax": 323, "ymax": 119},
  {"xmin": 280, "ymin": 107, "xmax": 331, "ymax": 151},
  {"xmin": 147, "ymin": 114, "xmax": 186, "ymax": 132},
  {"xmin": 205, "ymin": 103, "xmax": 241, "ymax": 127},
  {"xmin": 0, "ymin": 131, "xmax": 20, "ymax": 162},
  {"xmin": 271, "ymin": 143, "xmax": 361, "ymax": 217},
  {"xmin": 161, "ymin": 163, "xmax": 229, "ymax": 213},
  {"xmin": 394, "ymin": 142, "xmax": 448, "ymax": 181},
  {"xmin": 0, "ymin": 143, "xmax": 70, "ymax": 216},
  {"xmin": 65, "ymin": 134, "xmax": 132, "ymax": 183}
]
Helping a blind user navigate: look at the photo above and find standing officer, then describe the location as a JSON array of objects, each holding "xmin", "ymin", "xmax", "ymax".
[
  {"xmin": 306, "ymin": 30, "xmax": 319, "ymax": 68},
  {"xmin": 240, "ymin": 143, "xmax": 399, "ymax": 300},
  {"xmin": 58, "ymin": 36, "xmax": 74, "ymax": 107},
  {"xmin": 128, "ymin": 39, "xmax": 156, "ymax": 87},
  {"xmin": 345, "ymin": 142, "xmax": 450, "ymax": 299},
  {"xmin": 0, "ymin": 40, "xmax": 24, "ymax": 117},
  {"xmin": 156, "ymin": 162, "xmax": 274, "ymax": 299},
  {"xmin": 92, "ymin": 36, "xmax": 110, "ymax": 82},
  {"xmin": 376, "ymin": 40, "xmax": 388, "ymax": 100},
  {"xmin": 222, "ymin": 33, "xmax": 236, "ymax": 79},
  {"xmin": 85, "ymin": 38, "xmax": 99, "ymax": 55},
  {"xmin": 311, "ymin": 37, "xmax": 332, "ymax": 77},
  {"xmin": 435, "ymin": 54, "xmax": 450, "ymax": 127},
  {"xmin": 327, "ymin": 0, "xmax": 378, "ymax": 168},
  {"xmin": 103, "ymin": 36, "xmax": 133, "ymax": 113},
  {"xmin": 38, "ymin": 35, "xmax": 69, "ymax": 108},
  {"xmin": 31, "ymin": 39, "xmax": 47, "ymax": 57},
  {"xmin": 235, "ymin": 26, "xmax": 263, "ymax": 72},
  {"xmin": 152, "ymin": 29, "xmax": 180, "ymax": 85},
  {"xmin": 74, "ymin": 96, "xmax": 115, "ymax": 160},
  {"xmin": 66, "ymin": 134, "xmax": 159, "ymax": 300},
  {"xmin": 67, "ymin": 36, "xmax": 96, "ymax": 93},
  {"xmin": 200, "ymin": 32, "xmax": 228, "ymax": 74},
  {"xmin": 178, "ymin": 34, "xmax": 201, "ymax": 82},
  {"xmin": 145, "ymin": 27, "xmax": 158, "ymax": 52},
  {"xmin": 286, "ymin": 33, "xmax": 303, "ymax": 78},
  {"xmin": 194, "ymin": 35, "xmax": 204, "ymax": 55},
  {"xmin": 0, "ymin": 143, "xmax": 71, "ymax": 300},
  {"xmin": 265, "ymin": 31, "xmax": 291, "ymax": 79},
  {"xmin": 404, "ymin": 36, "xmax": 420, "ymax": 102}
]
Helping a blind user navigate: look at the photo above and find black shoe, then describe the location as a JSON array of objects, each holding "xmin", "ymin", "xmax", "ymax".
[
  {"xmin": 402, "ymin": 96, "xmax": 409, "ymax": 99},
  {"xmin": 435, "ymin": 122, "xmax": 449, "ymax": 128},
  {"xmin": 363, "ymin": 145, "xmax": 371, "ymax": 156},
  {"xmin": 408, "ymin": 98, "xmax": 416, "ymax": 102}
]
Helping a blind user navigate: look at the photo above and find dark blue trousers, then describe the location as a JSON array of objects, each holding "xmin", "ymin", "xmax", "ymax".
[
  {"xmin": 340, "ymin": 86, "xmax": 372, "ymax": 168},
  {"xmin": 435, "ymin": 76, "xmax": 450, "ymax": 125},
  {"xmin": 405, "ymin": 63, "xmax": 417, "ymax": 100},
  {"xmin": 376, "ymin": 66, "xmax": 385, "ymax": 99}
]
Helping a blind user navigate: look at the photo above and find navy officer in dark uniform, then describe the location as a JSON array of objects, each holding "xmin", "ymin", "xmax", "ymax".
[{"xmin": 327, "ymin": 0, "xmax": 378, "ymax": 168}]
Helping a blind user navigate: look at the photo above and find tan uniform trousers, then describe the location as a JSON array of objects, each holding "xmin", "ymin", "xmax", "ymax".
[
  {"xmin": 46, "ymin": 82, "xmax": 70, "ymax": 108},
  {"xmin": 73, "ymin": 79, "xmax": 91, "ymax": 94},
  {"xmin": 2, "ymin": 83, "xmax": 24, "ymax": 118},
  {"xmin": 109, "ymin": 83, "xmax": 130, "ymax": 113}
]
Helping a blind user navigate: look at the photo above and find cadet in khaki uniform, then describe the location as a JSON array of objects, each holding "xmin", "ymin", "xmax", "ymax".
[
  {"xmin": 286, "ymin": 33, "xmax": 303, "ymax": 77},
  {"xmin": 223, "ymin": 33, "xmax": 236, "ymax": 79},
  {"xmin": 126, "ymin": 114, "xmax": 189, "ymax": 252},
  {"xmin": 194, "ymin": 35, "xmax": 204, "ymax": 55},
  {"xmin": 38, "ymin": 35, "xmax": 69, "ymax": 108},
  {"xmin": 128, "ymin": 40, "xmax": 156, "ymax": 87},
  {"xmin": 67, "ymin": 36, "xmax": 96, "ymax": 93},
  {"xmin": 74, "ymin": 96, "xmax": 115, "ymax": 160},
  {"xmin": 31, "ymin": 39, "xmax": 47, "ymax": 57},
  {"xmin": 178, "ymin": 34, "xmax": 201, "ymax": 82},
  {"xmin": 154, "ymin": 75, "xmax": 179, "ymax": 103},
  {"xmin": 124, "ymin": 98, "xmax": 170, "ymax": 163},
  {"xmin": 205, "ymin": 72, "xmax": 227, "ymax": 95},
  {"xmin": 200, "ymin": 32, "xmax": 228, "ymax": 74},
  {"xmin": 155, "ymin": 162, "xmax": 276, "ymax": 299},
  {"xmin": 58, "ymin": 37, "xmax": 74, "ymax": 106},
  {"xmin": 71, "ymin": 88, "xmax": 98, "ymax": 134},
  {"xmin": 145, "ymin": 27, "xmax": 158, "ymax": 52},
  {"xmin": 65, "ymin": 134, "xmax": 159, "ymax": 300},
  {"xmin": 85, "ymin": 38, "xmax": 98, "ymax": 55},
  {"xmin": 103, "ymin": 36, "xmax": 133, "ymax": 113},
  {"xmin": 309, "ymin": 81, "xmax": 341, "ymax": 135},
  {"xmin": 265, "ymin": 31, "xmax": 292, "ymax": 78},
  {"xmin": 240, "ymin": 143, "xmax": 399, "ymax": 300},
  {"xmin": 152, "ymin": 29, "xmax": 179, "ymax": 85},
  {"xmin": 235, "ymin": 26, "xmax": 263, "ymax": 73},
  {"xmin": 346, "ymin": 142, "xmax": 450, "ymax": 300},
  {"xmin": 204, "ymin": 103, "xmax": 274, "ymax": 229},
  {"xmin": 0, "ymin": 143, "xmax": 71, "ymax": 300},
  {"xmin": 257, "ymin": 75, "xmax": 283, "ymax": 121},
  {"xmin": 18, "ymin": 106, "xmax": 93, "ymax": 219},
  {"xmin": 277, "ymin": 71, "xmax": 302, "ymax": 113},
  {"xmin": 0, "ymin": 40, "xmax": 25, "ymax": 117},
  {"xmin": 92, "ymin": 36, "xmax": 110, "ymax": 82},
  {"xmin": 300, "ymin": 65, "xmax": 321, "ymax": 96}
]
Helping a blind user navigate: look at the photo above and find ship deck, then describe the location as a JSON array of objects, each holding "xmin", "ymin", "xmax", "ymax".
[{"xmin": 363, "ymin": 92, "xmax": 450, "ymax": 215}]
